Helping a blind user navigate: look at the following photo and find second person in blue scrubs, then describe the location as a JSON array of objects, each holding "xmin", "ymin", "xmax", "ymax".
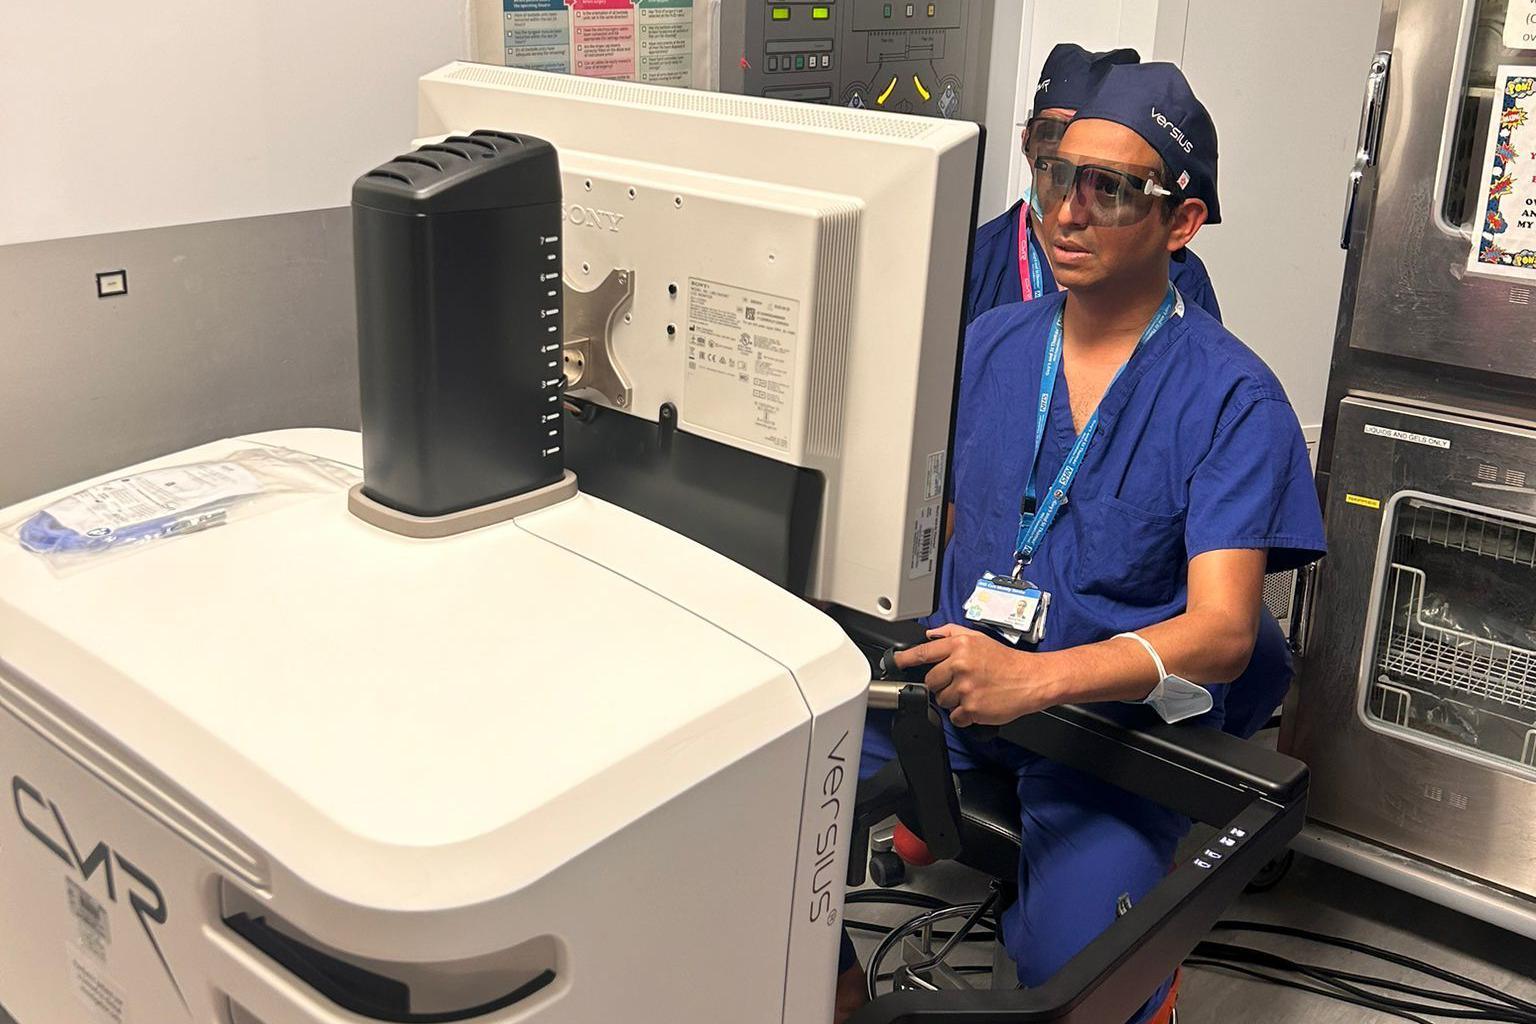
[
  {"xmin": 835, "ymin": 63, "xmax": 1326, "ymax": 1024},
  {"xmin": 968, "ymin": 43, "xmax": 1223, "ymax": 325}
]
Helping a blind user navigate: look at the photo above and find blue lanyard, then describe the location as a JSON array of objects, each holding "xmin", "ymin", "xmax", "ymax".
[
  {"xmin": 1013, "ymin": 285, "xmax": 1180, "ymax": 571},
  {"xmin": 1017, "ymin": 208, "xmax": 1044, "ymax": 301}
]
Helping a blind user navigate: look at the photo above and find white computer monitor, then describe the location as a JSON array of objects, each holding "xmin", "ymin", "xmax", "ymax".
[{"xmin": 415, "ymin": 62, "xmax": 979, "ymax": 620}]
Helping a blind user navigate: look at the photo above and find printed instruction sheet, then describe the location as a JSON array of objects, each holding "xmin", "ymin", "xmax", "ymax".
[{"xmin": 495, "ymin": 0, "xmax": 714, "ymax": 89}]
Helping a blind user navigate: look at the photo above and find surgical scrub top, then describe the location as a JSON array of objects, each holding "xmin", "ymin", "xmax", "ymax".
[
  {"xmin": 968, "ymin": 200, "xmax": 1223, "ymax": 324},
  {"xmin": 933, "ymin": 292, "xmax": 1325, "ymax": 732}
]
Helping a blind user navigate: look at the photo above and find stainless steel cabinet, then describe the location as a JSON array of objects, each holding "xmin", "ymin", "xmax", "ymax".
[
  {"xmin": 1287, "ymin": 0, "xmax": 1536, "ymax": 935},
  {"xmin": 1290, "ymin": 400, "xmax": 1536, "ymax": 904},
  {"xmin": 1347, "ymin": 0, "xmax": 1536, "ymax": 379}
]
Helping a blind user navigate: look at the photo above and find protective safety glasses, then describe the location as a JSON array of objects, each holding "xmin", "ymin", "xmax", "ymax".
[
  {"xmin": 1029, "ymin": 153, "xmax": 1176, "ymax": 228},
  {"xmin": 1022, "ymin": 115, "xmax": 1069, "ymax": 162}
]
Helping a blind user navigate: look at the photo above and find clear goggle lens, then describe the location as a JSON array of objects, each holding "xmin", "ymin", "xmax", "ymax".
[
  {"xmin": 1030, "ymin": 154, "xmax": 1177, "ymax": 228},
  {"xmin": 1023, "ymin": 116, "xmax": 1069, "ymax": 162}
]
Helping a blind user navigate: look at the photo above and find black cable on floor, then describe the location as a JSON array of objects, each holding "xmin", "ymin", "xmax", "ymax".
[
  {"xmin": 1186, "ymin": 959, "xmax": 1436, "ymax": 1024},
  {"xmin": 845, "ymin": 889, "xmax": 951, "ymax": 910},
  {"xmin": 1305, "ymin": 962, "xmax": 1529, "ymax": 1015},
  {"xmin": 1194, "ymin": 941, "xmax": 1536, "ymax": 1023},
  {"xmin": 873, "ymin": 965, "xmax": 992, "ymax": 985},
  {"xmin": 1197, "ymin": 940, "xmax": 1504, "ymax": 1014},
  {"xmin": 1211, "ymin": 921, "xmax": 1536, "ymax": 1015},
  {"xmin": 864, "ymin": 902, "xmax": 993, "ymax": 1003},
  {"xmin": 1193, "ymin": 924, "xmax": 1536, "ymax": 1023},
  {"xmin": 843, "ymin": 889, "xmax": 998, "ymax": 943},
  {"xmin": 844, "ymin": 917, "xmax": 999, "ymax": 943}
]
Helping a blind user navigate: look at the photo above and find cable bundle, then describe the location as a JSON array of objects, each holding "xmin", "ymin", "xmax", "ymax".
[{"xmin": 1188, "ymin": 921, "xmax": 1536, "ymax": 1023}]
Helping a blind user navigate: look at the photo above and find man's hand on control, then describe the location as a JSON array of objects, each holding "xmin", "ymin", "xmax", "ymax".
[{"xmin": 891, "ymin": 624, "xmax": 1061, "ymax": 727}]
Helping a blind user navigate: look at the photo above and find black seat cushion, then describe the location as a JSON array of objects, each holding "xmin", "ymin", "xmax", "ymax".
[{"xmin": 902, "ymin": 769, "xmax": 1022, "ymax": 883}]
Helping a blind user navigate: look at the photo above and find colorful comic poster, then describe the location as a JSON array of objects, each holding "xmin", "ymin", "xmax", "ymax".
[
  {"xmin": 637, "ymin": 0, "xmax": 694, "ymax": 87},
  {"xmin": 570, "ymin": 0, "xmax": 637, "ymax": 80},
  {"xmin": 1469, "ymin": 65, "xmax": 1536, "ymax": 280},
  {"xmin": 505, "ymin": 0, "xmax": 572, "ymax": 73}
]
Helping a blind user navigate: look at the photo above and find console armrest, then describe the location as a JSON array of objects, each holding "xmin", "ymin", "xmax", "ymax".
[{"xmin": 988, "ymin": 703, "xmax": 1306, "ymax": 825}]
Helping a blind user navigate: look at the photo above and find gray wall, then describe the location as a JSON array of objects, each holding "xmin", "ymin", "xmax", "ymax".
[{"xmin": 0, "ymin": 209, "xmax": 361, "ymax": 507}]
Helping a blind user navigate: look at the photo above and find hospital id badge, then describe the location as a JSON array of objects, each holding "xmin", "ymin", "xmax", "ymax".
[{"xmin": 964, "ymin": 573, "xmax": 1048, "ymax": 645}]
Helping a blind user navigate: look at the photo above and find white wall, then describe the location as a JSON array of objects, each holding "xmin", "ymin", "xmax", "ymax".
[
  {"xmin": 0, "ymin": 2, "xmax": 471, "ymax": 246},
  {"xmin": 1177, "ymin": 0, "xmax": 1381, "ymax": 434},
  {"xmin": 0, "ymin": 5, "xmax": 471, "ymax": 504},
  {"xmin": 1013, "ymin": 0, "xmax": 1383, "ymax": 434},
  {"xmin": 978, "ymin": 0, "xmax": 1029, "ymax": 221},
  {"xmin": 2, "ymin": 1, "xmax": 1378, "ymax": 437}
]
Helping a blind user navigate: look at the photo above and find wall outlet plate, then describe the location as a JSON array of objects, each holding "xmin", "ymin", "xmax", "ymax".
[{"xmin": 96, "ymin": 270, "xmax": 128, "ymax": 298}]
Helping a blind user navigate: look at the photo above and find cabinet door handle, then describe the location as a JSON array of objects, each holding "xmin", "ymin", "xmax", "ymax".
[
  {"xmin": 1342, "ymin": 51, "xmax": 1393, "ymax": 250},
  {"xmin": 1288, "ymin": 561, "xmax": 1319, "ymax": 657}
]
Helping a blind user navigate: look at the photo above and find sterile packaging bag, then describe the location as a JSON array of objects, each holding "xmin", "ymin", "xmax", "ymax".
[{"xmin": 5, "ymin": 446, "xmax": 359, "ymax": 575}]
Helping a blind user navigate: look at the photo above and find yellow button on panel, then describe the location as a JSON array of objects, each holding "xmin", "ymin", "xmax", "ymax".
[
  {"xmin": 812, "ymin": 5, "xmax": 831, "ymax": 19},
  {"xmin": 772, "ymin": 6, "xmax": 791, "ymax": 20}
]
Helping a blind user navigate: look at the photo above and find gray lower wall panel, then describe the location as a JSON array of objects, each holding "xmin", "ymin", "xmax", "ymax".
[{"xmin": 0, "ymin": 208, "xmax": 361, "ymax": 508}]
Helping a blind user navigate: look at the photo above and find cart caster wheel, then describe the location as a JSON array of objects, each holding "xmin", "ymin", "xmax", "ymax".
[
  {"xmin": 1244, "ymin": 849, "xmax": 1294, "ymax": 894},
  {"xmin": 869, "ymin": 850, "xmax": 907, "ymax": 888}
]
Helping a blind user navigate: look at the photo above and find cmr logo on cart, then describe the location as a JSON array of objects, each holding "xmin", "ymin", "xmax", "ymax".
[
  {"xmin": 562, "ymin": 203, "xmax": 624, "ymax": 233},
  {"xmin": 808, "ymin": 730, "xmax": 851, "ymax": 926},
  {"xmin": 11, "ymin": 776, "xmax": 189, "ymax": 1011},
  {"xmin": 1150, "ymin": 108, "xmax": 1195, "ymax": 154}
]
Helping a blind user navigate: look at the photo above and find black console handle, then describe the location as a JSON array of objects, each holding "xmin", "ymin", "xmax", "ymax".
[
  {"xmin": 878, "ymin": 640, "xmax": 923, "ymax": 679},
  {"xmin": 861, "ymin": 639, "xmax": 964, "ymax": 862},
  {"xmin": 888, "ymin": 681, "xmax": 963, "ymax": 861}
]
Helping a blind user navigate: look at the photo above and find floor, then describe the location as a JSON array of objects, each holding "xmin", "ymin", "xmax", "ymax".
[
  {"xmin": 1180, "ymin": 853, "xmax": 1536, "ymax": 1021},
  {"xmin": 847, "ymin": 849, "xmax": 1536, "ymax": 1022}
]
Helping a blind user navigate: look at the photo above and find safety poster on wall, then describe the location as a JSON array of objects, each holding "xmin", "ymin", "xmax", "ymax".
[
  {"xmin": 1468, "ymin": 65, "xmax": 1536, "ymax": 280},
  {"xmin": 499, "ymin": 0, "xmax": 710, "ymax": 88}
]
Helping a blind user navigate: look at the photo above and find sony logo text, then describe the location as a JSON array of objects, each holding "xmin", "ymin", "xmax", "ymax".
[{"xmin": 563, "ymin": 204, "xmax": 624, "ymax": 232}]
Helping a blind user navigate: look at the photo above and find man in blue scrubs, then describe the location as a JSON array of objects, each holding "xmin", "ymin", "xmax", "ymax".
[
  {"xmin": 834, "ymin": 63, "xmax": 1325, "ymax": 1022},
  {"xmin": 969, "ymin": 44, "xmax": 1223, "ymax": 324}
]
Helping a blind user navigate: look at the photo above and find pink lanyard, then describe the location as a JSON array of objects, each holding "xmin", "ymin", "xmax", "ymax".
[{"xmin": 1017, "ymin": 207, "xmax": 1043, "ymax": 301}]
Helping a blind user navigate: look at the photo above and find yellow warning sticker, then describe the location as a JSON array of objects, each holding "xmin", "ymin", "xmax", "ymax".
[{"xmin": 1345, "ymin": 494, "xmax": 1382, "ymax": 510}]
